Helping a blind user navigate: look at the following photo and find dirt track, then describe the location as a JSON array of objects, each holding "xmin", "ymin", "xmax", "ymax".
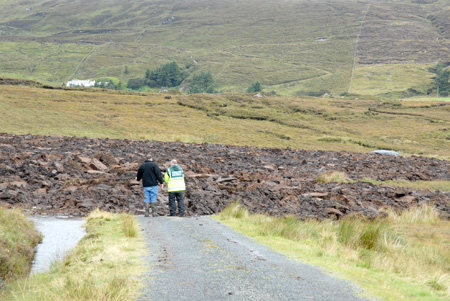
[{"xmin": 0, "ymin": 133, "xmax": 449, "ymax": 219}]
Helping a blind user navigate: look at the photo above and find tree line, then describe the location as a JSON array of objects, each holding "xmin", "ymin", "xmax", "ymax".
[
  {"xmin": 126, "ymin": 61, "xmax": 267, "ymax": 94},
  {"xmin": 429, "ymin": 62, "xmax": 450, "ymax": 97},
  {"xmin": 127, "ymin": 61, "xmax": 217, "ymax": 94}
]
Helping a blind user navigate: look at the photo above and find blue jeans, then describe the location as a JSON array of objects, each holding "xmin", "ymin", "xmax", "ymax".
[{"xmin": 143, "ymin": 186, "xmax": 158, "ymax": 203}]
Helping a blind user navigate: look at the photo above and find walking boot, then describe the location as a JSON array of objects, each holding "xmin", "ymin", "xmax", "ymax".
[
  {"xmin": 151, "ymin": 203, "xmax": 158, "ymax": 217},
  {"xmin": 144, "ymin": 203, "xmax": 150, "ymax": 217}
]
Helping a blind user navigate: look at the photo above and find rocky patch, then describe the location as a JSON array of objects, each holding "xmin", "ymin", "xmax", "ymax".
[{"xmin": 0, "ymin": 134, "xmax": 449, "ymax": 219}]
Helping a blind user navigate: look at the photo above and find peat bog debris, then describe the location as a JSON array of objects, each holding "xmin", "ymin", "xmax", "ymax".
[{"xmin": 0, "ymin": 133, "xmax": 449, "ymax": 219}]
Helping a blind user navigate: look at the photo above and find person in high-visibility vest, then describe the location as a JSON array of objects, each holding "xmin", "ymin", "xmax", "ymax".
[{"xmin": 164, "ymin": 159, "xmax": 186, "ymax": 217}]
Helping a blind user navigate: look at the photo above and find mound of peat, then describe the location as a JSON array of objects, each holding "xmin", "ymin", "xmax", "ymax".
[{"xmin": 0, "ymin": 134, "xmax": 449, "ymax": 219}]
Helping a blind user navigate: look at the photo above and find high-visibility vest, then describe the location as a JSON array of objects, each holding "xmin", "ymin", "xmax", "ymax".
[{"xmin": 165, "ymin": 165, "xmax": 186, "ymax": 192}]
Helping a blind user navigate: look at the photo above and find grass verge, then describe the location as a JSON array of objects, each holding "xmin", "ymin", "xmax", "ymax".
[
  {"xmin": 215, "ymin": 202, "xmax": 450, "ymax": 300},
  {"xmin": 316, "ymin": 171, "xmax": 450, "ymax": 192},
  {"xmin": 358, "ymin": 178, "xmax": 450, "ymax": 193},
  {"xmin": 0, "ymin": 207, "xmax": 42, "ymax": 282},
  {"xmin": 1, "ymin": 210, "xmax": 147, "ymax": 300}
]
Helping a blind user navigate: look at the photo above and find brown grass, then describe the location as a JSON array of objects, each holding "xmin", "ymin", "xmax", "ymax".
[{"xmin": 0, "ymin": 85, "xmax": 449, "ymax": 159}]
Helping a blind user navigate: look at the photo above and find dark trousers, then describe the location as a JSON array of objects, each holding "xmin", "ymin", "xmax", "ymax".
[{"xmin": 169, "ymin": 192, "xmax": 185, "ymax": 216}]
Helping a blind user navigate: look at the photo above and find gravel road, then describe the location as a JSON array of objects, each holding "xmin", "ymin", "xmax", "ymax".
[{"xmin": 137, "ymin": 216, "xmax": 369, "ymax": 301}]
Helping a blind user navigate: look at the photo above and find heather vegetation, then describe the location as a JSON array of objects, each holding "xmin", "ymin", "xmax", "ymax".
[{"xmin": 1, "ymin": 0, "xmax": 449, "ymax": 96}]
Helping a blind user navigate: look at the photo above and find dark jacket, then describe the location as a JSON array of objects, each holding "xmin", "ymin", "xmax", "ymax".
[{"xmin": 136, "ymin": 160, "xmax": 164, "ymax": 187}]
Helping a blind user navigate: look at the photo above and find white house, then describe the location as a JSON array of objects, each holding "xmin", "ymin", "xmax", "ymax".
[{"xmin": 66, "ymin": 80, "xmax": 96, "ymax": 87}]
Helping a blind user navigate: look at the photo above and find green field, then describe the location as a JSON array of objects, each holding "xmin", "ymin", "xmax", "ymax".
[{"xmin": 1, "ymin": 0, "xmax": 449, "ymax": 96}]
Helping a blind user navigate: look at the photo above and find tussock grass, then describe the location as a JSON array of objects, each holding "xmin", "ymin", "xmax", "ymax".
[
  {"xmin": 316, "ymin": 171, "xmax": 348, "ymax": 183},
  {"xmin": 0, "ymin": 207, "xmax": 42, "ymax": 281},
  {"xmin": 1, "ymin": 210, "xmax": 146, "ymax": 300},
  {"xmin": 219, "ymin": 200, "xmax": 250, "ymax": 220},
  {"xmin": 121, "ymin": 213, "xmax": 138, "ymax": 238},
  {"xmin": 216, "ymin": 202, "xmax": 450, "ymax": 300},
  {"xmin": 337, "ymin": 216, "xmax": 388, "ymax": 251}
]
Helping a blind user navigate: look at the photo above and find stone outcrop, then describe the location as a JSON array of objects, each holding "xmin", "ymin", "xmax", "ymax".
[{"xmin": 0, "ymin": 133, "xmax": 449, "ymax": 219}]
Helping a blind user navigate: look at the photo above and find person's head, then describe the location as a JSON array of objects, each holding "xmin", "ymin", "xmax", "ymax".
[
  {"xmin": 147, "ymin": 155, "xmax": 153, "ymax": 161},
  {"xmin": 170, "ymin": 159, "xmax": 177, "ymax": 166}
]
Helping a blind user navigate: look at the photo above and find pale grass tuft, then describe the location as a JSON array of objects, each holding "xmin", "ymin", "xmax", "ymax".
[
  {"xmin": 426, "ymin": 274, "xmax": 449, "ymax": 292},
  {"xmin": 87, "ymin": 208, "xmax": 114, "ymax": 220},
  {"xmin": 315, "ymin": 171, "xmax": 348, "ymax": 183},
  {"xmin": 121, "ymin": 213, "xmax": 138, "ymax": 238},
  {"xmin": 385, "ymin": 204, "xmax": 440, "ymax": 225},
  {"xmin": 219, "ymin": 201, "xmax": 250, "ymax": 219}
]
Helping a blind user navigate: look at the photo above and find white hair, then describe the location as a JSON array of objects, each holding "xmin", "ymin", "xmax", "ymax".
[{"xmin": 171, "ymin": 159, "xmax": 177, "ymax": 165}]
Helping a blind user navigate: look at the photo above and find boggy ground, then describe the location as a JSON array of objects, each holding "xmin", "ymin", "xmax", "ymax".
[{"xmin": 0, "ymin": 133, "xmax": 449, "ymax": 219}]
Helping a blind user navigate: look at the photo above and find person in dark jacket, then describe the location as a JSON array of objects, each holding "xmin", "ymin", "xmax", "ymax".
[{"xmin": 136, "ymin": 156, "xmax": 164, "ymax": 217}]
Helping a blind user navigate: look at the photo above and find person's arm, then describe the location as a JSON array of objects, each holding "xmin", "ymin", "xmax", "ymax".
[
  {"xmin": 154, "ymin": 164, "xmax": 164, "ymax": 184},
  {"xmin": 136, "ymin": 167, "xmax": 143, "ymax": 181},
  {"xmin": 164, "ymin": 172, "xmax": 169, "ymax": 184}
]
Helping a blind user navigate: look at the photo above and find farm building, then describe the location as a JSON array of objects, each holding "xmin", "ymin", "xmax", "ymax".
[{"xmin": 66, "ymin": 80, "xmax": 96, "ymax": 87}]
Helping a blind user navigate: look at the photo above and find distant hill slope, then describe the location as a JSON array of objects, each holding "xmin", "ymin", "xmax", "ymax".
[{"xmin": 0, "ymin": 0, "xmax": 449, "ymax": 96}]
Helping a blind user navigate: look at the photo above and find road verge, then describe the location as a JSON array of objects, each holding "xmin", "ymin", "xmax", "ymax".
[
  {"xmin": 215, "ymin": 202, "xmax": 450, "ymax": 300},
  {"xmin": 2, "ymin": 210, "xmax": 146, "ymax": 300}
]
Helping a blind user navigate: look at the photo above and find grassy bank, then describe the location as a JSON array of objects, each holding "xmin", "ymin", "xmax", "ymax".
[
  {"xmin": 1, "ymin": 210, "xmax": 146, "ymax": 300},
  {"xmin": 216, "ymin": 202, "xmax": 450, "ymax": 300},
  {"xmin": 0, "ymin": 207, "xmax": 42, "ymax": 282}
]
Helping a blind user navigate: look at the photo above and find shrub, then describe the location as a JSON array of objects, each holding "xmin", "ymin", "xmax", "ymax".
[
  {"xmin": 145, "ymin": 61, "xmax": 187, "ymax": 88},
  {"xmin": 297, "ymin": 89, "xmax": 330, "ymax": 97},
  {"xmin": 127, "ymin": 77, "xmax": 146, "ymax": 90},
  {"xmin": 189, "ymin": 71, "xmax": 217, "ymax": 94},
  {"xmin": 246, "ymin": 81, "xmax": 262, "ymax": 93}
]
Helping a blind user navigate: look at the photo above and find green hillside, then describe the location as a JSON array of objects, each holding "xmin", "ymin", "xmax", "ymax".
[{"xmin": 1, "ymin": 0, "xmax": 450, "ymax": 96}]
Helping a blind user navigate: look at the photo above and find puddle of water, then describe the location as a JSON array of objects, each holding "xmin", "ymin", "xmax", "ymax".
[{"xmin": 30, "ymin": 216, "xmax": 86, "ymax": 274}]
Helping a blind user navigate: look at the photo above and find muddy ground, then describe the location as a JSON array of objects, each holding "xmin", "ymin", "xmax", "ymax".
[{"xmin": 0, "ymin": 134, "xmax": 449, "ymax": 219}]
